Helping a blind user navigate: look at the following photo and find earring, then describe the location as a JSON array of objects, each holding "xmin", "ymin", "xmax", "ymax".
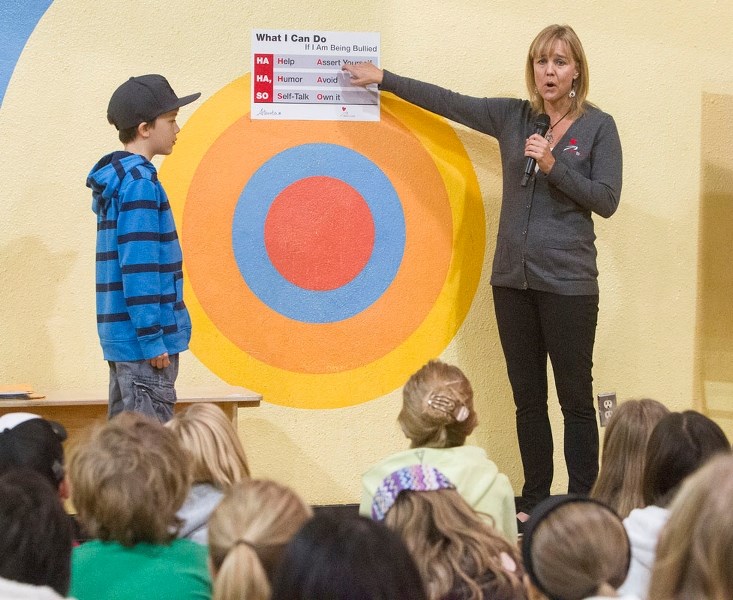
[{"xmin": 569, "ymin": 88, "xmax": 576, "ymax": 99}]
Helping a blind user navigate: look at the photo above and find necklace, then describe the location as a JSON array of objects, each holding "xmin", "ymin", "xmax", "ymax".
[{"xmin": 545, "ymin": 108, "xmax": 572, "ymax": 145}]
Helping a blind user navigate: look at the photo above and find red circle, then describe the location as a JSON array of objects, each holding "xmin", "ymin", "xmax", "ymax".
[{"xmin": 264, "ymin": 176, "xmax": 375, "ymax": 291}]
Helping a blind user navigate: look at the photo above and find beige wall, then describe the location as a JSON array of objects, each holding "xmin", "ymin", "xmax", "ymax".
[{"xmin": 1, "ymin": 1, "xmax": 731, "ymax": 504}]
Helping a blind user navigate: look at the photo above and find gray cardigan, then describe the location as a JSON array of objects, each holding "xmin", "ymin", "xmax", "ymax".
[{"xmin": 380, "ymin": 70, "xmax": 622, "ymax": 295}]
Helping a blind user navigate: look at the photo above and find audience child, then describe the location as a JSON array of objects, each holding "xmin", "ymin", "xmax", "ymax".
[
  {"xmin": 0, "ymin": 469, "xmax": 74, "ymax": 599},
  {"xmin": 271, "ymin": 511, "xmax": 427, "ymax": 600},
  {"xmin": 618, "ymin": 410, "xmax": 730, "ymax": 599},
  {"xmin": 0, "ymin": 412, "xmax": 68, "ymax": 494},
  {"xmin": 648, "ymin": 451, "xmax": 733, "ymax": 600},
  {"xmin": 208, "ymin": 478, "xmax": 312, "ymax": 600},
  {"xmin": 68, "ymin": 412, "xmax": 211, "ymax": 600},
  {"xmin": 522, "ymin": 495, "xmax": 635, "ymax": 600},
  {"xmin": 590, "ymin": 399, "xmax": 669, "ymax": 518},
  {"xmin": 361, "ymin": 360, "xmax": 517, "ymax": 541},
  {"xmin": 0, "ymin": 412, "xmax": 86, "ymax": 541},
  {"xmin": 375, "ymin": 465, "xmax": 527, "ymax": 600},
  {"xmin": 166, "ymin": 402, "xmax": 251, "ymax": 543}
]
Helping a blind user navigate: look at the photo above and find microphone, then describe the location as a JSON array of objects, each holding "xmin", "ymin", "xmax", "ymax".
[{"xmin": 521, "ymin": 113, "xmax": 550, "ymax": 187}]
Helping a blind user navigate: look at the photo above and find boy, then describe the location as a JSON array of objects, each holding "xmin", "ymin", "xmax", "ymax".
[
  {"xmin": 69, "ymin": 413, "xmax": 210, "ymax": 600},
  {"xmin": 87, "ymin": 75, "xmax": 200, "ymax": 423}
]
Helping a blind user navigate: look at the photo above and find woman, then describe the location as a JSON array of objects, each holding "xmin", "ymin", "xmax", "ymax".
[
  {"xmin": 208, "ymin": 479, "xmax": 312, "ymax": 600},
  {"xmin": 359, "ymin": 360, "xmax": 517, "ymax": 541},
  {"xmin": 590, "ymin": 399, "xmax": 669, "ymax": 518},
  {"xmin": 376, "ymin": 465, "xmax": 527, "ymax": 600},
  {"xmin": 166, "ymin": 403, "xmax": 251, "ymax": 544},
  {"xmin": 344, "ymin": 25, "xmax": 622, "ymax": 515}
]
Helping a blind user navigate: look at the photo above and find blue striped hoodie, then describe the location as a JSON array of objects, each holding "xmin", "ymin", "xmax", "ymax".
[{"xmin": 88, "ymin": 151, "xmax": 191, "ymax": 362}]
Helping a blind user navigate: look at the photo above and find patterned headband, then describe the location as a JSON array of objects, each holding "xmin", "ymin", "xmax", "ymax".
[{"xmin": 371, "ymin": 464, "xmax": 455, "ymax": 521}]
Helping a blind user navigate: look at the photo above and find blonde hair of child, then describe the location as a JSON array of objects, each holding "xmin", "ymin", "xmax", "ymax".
[
  {"xmin": 590, "ymin": 398, "xmax": 669, "ymax": 518},
  {"xmin": 166, "ymin": 403, "xmax": 250, "ymax": 489},
  {"xmin": 385, "ymin": 489, "xmax": 525, "ymax": 600},
  {"xmin": 648, "ymin": 452, "xmax": 733, "ymax": 600},
  {"xmin": 528, "ymin": 501, "xmax": 629, "ymax": 600},
  {"xmin": 208, "ymin": 479, "xmax": 312, "ymax": 600},
  {"xmin": 398, "ymin": 360, "xmax": 478, "ymax": 449},
  {"xmin": 69, "ymin": 412, "xmax": 190, "ymax": 545}
]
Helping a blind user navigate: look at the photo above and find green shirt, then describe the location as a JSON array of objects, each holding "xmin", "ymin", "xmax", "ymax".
[{"xmin": 71, "ymin": 539, "xmax": 211, "ymax": 600}]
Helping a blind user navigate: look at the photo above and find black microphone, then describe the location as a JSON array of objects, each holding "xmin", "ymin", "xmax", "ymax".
[{"xmin": 520, "ymin": 113, "xmax": 550, "ymax": 187}]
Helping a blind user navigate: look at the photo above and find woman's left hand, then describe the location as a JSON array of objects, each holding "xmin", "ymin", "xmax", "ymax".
[{"xmin": 525, "ymin": 133, "xmax": 555, "ymax": 174}]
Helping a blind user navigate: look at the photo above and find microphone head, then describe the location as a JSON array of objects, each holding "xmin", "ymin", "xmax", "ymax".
[{"xmin": 535, "ymin": 113, "xmax": 551, "ymax": 136}]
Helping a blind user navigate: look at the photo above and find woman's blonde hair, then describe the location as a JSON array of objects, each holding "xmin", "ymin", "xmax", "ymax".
[
  {"xmin": 525, "ymin": 498, "xmax": 629, "ymax": 600},
  {"xmin": 398, "ymin": 360, "xmax": 477, "ymax": 448},
  {"xmin": 166, "ymin": 403, "xmax": 250, "ymax": 489},
  {"xmin": 590, "ymin": 398, "xmax": 670, "ymax": 518},
  {"xmin": 69, "ymin": 412, "xmax": 190, "ymax": 545},
  {"xmin": 385, "ymin": 489, "xmax": 526, "ymax": 600},
  {"xmin": 208, "ymin": 479, "xmax": 312, "ymax": 600},
  {"xmin": 525, "ymin": 24, "xmax": 590, "ymax": 119},
  {"xmin": 648, "ymin": 452, "xmax": 733, "ymax": 600}
]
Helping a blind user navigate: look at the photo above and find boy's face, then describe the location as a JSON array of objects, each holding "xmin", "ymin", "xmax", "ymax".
[{"xmin": 146, "ymin": 109, "xmax": 180, "ymax": 156}]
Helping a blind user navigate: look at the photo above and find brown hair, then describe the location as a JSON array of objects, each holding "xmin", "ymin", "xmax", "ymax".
[
  {"xmin": 590, "ymin": 398, "xmax": 670, "ymax": 518},
  {"xmin": 385, "ymin": 489, "xmax": 526, "ymax": 600},
  {"xmin": 527, "ymin": 500, "xmax": 629, "ymax": 600},
  {"xmin": 208, "ymin": 479, "xmax": 312, "ymax": 600},
  {"xmin": 398, "ymin": 360, "xmax": 477, "ymax": 448},
  {"xmin": 166, "ymin": 403, "xmax": 250, "ymax": 489},
  {"xmin": 642, "ymin": 410, "xmax": 729, "ymax": 507},
  {"xmin": 525, "ymin": 24, "xmax": 590, "ymax": 119},
  {"xmin": 648, "ymin": 452, "xmax": 733, "ymax": 600},
  {"xmin": 69, "ymin": 412, "xmax": 190, "ymax": 545}
]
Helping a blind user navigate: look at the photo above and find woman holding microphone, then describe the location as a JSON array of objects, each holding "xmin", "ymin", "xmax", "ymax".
[{"xmin": 343, "ymin": 24, "xmax": 622, "ymax": 518}]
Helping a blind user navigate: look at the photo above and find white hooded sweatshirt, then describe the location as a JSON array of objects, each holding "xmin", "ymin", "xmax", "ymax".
[{"xmin": 617, "ymin": 505, "xmax": 670, "ymax": 599}]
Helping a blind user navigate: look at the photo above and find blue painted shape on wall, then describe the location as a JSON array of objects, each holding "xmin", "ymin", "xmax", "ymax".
[
  {"xmin": 232, "ymin": 143, "xmax": 406, "ymax": 323},
  {"xmin": 0, "ymin": 0, "xmax": 53, "ymax": 107}
]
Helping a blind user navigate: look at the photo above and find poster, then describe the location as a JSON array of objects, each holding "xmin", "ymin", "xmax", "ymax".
[{"xmin": 251, "ymin": 29, "xmax": 380, "ymax": 121}]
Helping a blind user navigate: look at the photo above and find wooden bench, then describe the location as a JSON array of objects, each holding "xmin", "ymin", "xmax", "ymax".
[{"xmin": 0, "ymin": 387, "xmax": 261, "ymax": 441}]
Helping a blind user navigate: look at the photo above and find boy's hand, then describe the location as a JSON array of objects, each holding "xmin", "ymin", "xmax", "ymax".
[{"xmin": 149, "ymin": 352, "xmax": 170, "ymax": 369}]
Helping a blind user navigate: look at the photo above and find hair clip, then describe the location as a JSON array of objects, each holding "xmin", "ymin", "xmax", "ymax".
[{"xmin": 427, "ymin": 394, "xmax": 470, "ymax": 422}]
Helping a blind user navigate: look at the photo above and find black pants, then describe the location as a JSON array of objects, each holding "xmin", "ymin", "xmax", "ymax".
[{"xmin": 492, "ymin": 285, "xmax": 599, "ymax": 512}]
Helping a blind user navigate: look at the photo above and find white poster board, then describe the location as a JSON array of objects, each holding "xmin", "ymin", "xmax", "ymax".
[{"xmin": 251, "ymin": 29, "xmax": 380, "ymax": 121}]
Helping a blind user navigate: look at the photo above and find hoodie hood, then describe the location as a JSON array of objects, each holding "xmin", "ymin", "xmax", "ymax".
[
  {"xmin": 623, "ymin": 505, "xmax": 669, "ymax": 569},
  {"xmin": 618, "ymin": 505, "xmax": 669, "ymax": 598},
  {"xmin": 87, "ymin": 151, "xmax": 149, "ymax": 215},
  {"xmin": 176, "ymin": 483, "xmax": 224, "ymax": 545}
]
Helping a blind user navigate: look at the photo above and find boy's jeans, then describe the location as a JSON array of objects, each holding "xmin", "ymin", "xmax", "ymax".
[{"xmin": 107, "ymin": 354, "xmax": 179, "ymax": 423}]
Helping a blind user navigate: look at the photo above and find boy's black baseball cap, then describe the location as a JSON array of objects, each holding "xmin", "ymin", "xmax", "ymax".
[{"xmin": 107, "ymin": 74, "xmax": 201, "ymax": 130}]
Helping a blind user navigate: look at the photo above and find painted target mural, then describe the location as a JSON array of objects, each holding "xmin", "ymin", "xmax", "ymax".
[
  {"xmin": 2, "ymin": 0, "xmax": 485, "ymax": 408},
  {"xmin": 162, "ymin": 74, "xmax": 485, "ymax": 408}
]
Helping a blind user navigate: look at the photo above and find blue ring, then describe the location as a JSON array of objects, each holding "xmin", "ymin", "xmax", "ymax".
[{"xmin": 232, "ymin": 143, "xmax": 406, "ymax": 323}]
